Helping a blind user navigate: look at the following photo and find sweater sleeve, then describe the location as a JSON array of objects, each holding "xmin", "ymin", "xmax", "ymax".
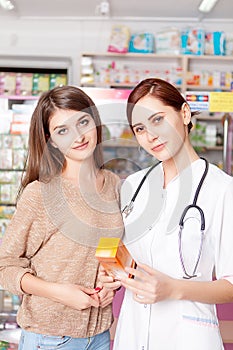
[{"xmin": 0, "ymin": 181, "xmax": 42, "ymax": 295}]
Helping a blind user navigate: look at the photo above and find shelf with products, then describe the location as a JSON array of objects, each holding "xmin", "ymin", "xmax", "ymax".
[
  {"xmin": 80, "ymin": 52, "xmax": 233, "ymax": 94},
  {"xmin": 0, "ymin": 66, "xmax": 68, "ymax": 98},
  {"xmin": 102, "ymin": 124, "xmax": 154, "ymax": 178},
  {"xmin": 80, "ymin": 52, "xmax": 183, "ymax": 91},
  {"xmin": 190, "ymin": 112, "xmax": 227, "ymax": 168},
  {"xmin": 0, "ymin": 95, "xmax": 35, "ymax": 240},
  {"xmin": 183, "ymin": 55, "xmax": 233, "ymax": 92},
  {"xmin": 0, "ymin": 289, "xmax": 21, "ymax": 348}
]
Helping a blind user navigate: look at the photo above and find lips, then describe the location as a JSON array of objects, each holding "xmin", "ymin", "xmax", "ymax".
[
  {"xmin": 72, "ymin": 141, "xmax": 89, "ymax": 150},
  {"xmin": 151, "ymin": 142, "xmax": 166, "ymax": 152}
]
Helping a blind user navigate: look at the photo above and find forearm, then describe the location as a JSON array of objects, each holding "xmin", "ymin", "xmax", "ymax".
[
  {"xmin": 174, "ymin": 278, "xmax": 233, "ymax": 304},
  {"xmin": 20, "ymin": 272, "xmax": 58, "ymax": 301}
]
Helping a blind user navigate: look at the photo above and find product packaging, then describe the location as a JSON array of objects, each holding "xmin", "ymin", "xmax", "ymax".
[
  {"xmin": 225, "ymin": 32, "xmax": 233, "ymax": 56},
  {"xmin": 155, "ymin": 27, "xmax": 180, "ymax": 55},
  {"xmin": 181, "ymin": 28, "xmax": 205, "ymax": 55},
  {"xmin": 0, "ymin": 73, "xmax": 16, "ymax": 95},
  {"xmin": 204, "ymin": 31, "xmax": 226, "ymax": 55},
  {"xmin": 129, "ymin": 32, "xmax": 154, "ymax": 53},
  {"xmin": 95, "ymin": 237, "xmax": 136, "ymax": 279},
  {"xmin": 108, "ymin": 25, "xmax": 130, "ymax": 53},
  {"xmin": 49, "ymin": 73, "xmax": 67, "ymax": 89},
  {"xmin": 32, "ymin": 73, "xmax": 50, "ymax": 95}
]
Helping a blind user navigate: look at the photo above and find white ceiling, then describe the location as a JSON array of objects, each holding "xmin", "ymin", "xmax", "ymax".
[{"xmin": 0, "ymin": 0, "xmax": 233, "ymax": 21}]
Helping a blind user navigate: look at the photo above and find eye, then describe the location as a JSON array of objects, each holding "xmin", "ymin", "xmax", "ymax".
[
  {"xmin": 133, "ymin": 125, "xmax": 145, "ymax": 135},
  {"xmin": 151, "ymin": 115, "xmax": 164, "ymax": 125},
  {"xmin": 57, "ymin": 127, "xmax": 68, "ymax": 135},
  {"xmin": 78, "ymin": 116, "xmax": 91, "ymax": 128}
]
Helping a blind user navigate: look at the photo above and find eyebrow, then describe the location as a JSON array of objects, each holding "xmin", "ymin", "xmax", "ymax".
[
  {"xmin": 132, "ymin": 112, "xmax": 164, "ymax": 128},
  {"xmin": 53, "ymin": 114, "xmax": 89, "ymax": 131}
]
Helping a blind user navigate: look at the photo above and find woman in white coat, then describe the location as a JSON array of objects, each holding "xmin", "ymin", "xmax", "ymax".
[{"xmin": 100, "ymin": 78, "xmax": 233, "ymax": 350}]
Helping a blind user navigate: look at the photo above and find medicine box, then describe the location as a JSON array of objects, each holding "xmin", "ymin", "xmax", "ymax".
[
  {"xmin": 129, "ymin": 32, "xmax": 154, "ymax": 53},
  {"xmin": 204, "ymin": 31, "xmax": 226, "ymax": 55},
  {"xmin": 181, "ymin": 28, "xmax": 205, "ymax": 55},
  {"xmin": 108, "ymin": 25, "xmax": 130, "ymax": 53},
  {"xmin": 95, "ymin": 237, "xmax": 136, "ymax": 279}
]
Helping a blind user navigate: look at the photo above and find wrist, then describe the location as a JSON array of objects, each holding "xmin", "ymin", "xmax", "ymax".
[{"xmin": 170, "ymin": 278, "xmax": 184, "ymax": 300}]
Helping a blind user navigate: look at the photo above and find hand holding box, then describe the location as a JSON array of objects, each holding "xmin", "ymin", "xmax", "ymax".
[{"xmin": 95, "ymin": 237, "xmax": 136, "ymax": 280}]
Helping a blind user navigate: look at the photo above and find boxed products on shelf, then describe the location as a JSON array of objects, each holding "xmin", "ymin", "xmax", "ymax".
[
  {"xmin": 181, "ymin": 28, "xmax": 205, "ymax": 55},
  {"xmin": 204, "ymin": 31, "xmax": 226, "ymax": 56},
  {"xmin": 225, "ymin": 33, "xmax": 233, "ymax": 56},
  {"xmin": 155, "ymin": 28, "xmax": 180, "ymax": 55},
  {"xmin": 0, "ymin": 73, "xmax": 16, "ymax": 96},
  {"xmin": 49, "ymin": 74, "xmax": 67, "ymax": 90},
  {"xmin": 108, "ymin": 24, "xmax": 130, "ymax": 53},
  {"xmin": 0, "ymin": 71, "xmax": 67, "ymax": 97},
  {"xmin": 186, "ymin": 70, "xmax": 233, "ymax": 89},
  {"xmin": 15, "ymin": 73, "xmax": 33, "ymax": 96},
  {"xmin": 32, "ymin": 73, "xmax": 50, "ymax": 96},
  {"xmin": 128, "ymin": 32, "xmax": 155, "ymax": 53}
]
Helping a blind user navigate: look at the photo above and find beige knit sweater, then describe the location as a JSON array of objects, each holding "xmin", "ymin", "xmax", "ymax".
[{"xmin": 0, "ymin": 169, "xmax": 124, "ymax": 338}]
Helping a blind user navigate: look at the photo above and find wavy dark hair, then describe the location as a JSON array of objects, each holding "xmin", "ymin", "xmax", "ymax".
[
  {"xmin": 127, "ymin": 78, "xmax": 199, "ymax": 133},
  {"xmin": 17, "ymin": 85, "xmax": 103, "ymax": 200}
]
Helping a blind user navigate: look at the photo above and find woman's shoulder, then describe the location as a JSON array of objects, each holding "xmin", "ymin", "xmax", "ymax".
[
  {"xmin": 122, "ymin": 166, "xmax": 152, "ymax": 186},
  {"xmin": 208, "ymin": 163, "xmax": 233, "ymax": 185},
  {"xmin": 18, "ymin": 180, "xmax": 42, "ymax": 204},
  {"xmin": 206, "ymin": 163, "xmax": 233, "ymax": 197}
]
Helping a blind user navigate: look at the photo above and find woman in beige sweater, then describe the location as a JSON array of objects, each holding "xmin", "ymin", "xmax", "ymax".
[{"xmin": 0, "ymin": 86, "xmax": 123, "ymax": 350}]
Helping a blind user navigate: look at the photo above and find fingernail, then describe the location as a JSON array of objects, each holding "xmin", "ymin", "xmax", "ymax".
[{"xmin": 95, "ymin": 287, "xmax": 102, "ymax": 292}]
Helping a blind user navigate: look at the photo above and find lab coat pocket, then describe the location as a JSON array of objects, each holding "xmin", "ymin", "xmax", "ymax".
[{"xmin": 178, "ymin": 314, "xmax": 224, "ymax": 350}]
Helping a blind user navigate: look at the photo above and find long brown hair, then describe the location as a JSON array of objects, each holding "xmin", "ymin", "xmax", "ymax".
[
  {"xmin": 18, "ymin": 85, "xmax": 103, "ymax": 200},
  {"xmin": 127, "ymin": 78, "xmax": 199, "ymax": 133}
]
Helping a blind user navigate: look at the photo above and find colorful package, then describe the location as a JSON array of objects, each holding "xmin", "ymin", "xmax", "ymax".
[
  {"xmin": 225, "ymin": 32, "xmax": 233, "ymax": 56},
  {"xmin": 205, "ymin": 31, "xmax": 226, "ymax": 55},
  {"xmin": 155, "ymin": 28, "xmax": 180, "ymax": 55},
  {"xmin": 181, "ymin": 28, "xmax": 205, "ymax": 55},
  {"xmin": 95, "ymin": 237, "xmax": 136, "ymax": 279},
  {"xmin": 129, "ymin": 32, "xmax": 154, "ymax": 53},
  {"xmin": 108, "ymin": 25, "xmax": 130, "ymax": 53}
]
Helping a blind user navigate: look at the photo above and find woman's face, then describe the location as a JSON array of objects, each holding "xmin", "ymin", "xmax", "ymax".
[
  {"xmin": 131, "ymin": 95, "xmax": 189, "ymax": 161},
  {"xmin": 49, "ymin": 108, "xmax": 97, "ymax": 163}
]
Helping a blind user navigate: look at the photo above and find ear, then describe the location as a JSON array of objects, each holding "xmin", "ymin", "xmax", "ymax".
[{"xmin": 181, "ymin": 102, "xmax": 191, "ymax": 126}]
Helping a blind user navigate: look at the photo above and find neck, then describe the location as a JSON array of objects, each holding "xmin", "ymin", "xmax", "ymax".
[
  {"xmin": 62, "ymin": 158, "xmax": 98, "ymax": 184},
  {"xmin": 162, "ymin": 142, "xmax": 199, "ymax": 188}
]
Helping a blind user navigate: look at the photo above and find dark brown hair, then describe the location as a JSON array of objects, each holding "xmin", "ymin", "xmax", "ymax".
[
  {"xmin": 18, "ymin": 85, "xmax": 103, "ymax": 199},
  {"xmin": 127, "ymin": 78, "xmax": 199, "ymax": 133}
]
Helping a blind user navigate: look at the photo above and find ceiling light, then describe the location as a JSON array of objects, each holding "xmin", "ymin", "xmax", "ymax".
[
  {"xmin": 198, "ymin": 0, "xmax": 219, "ymax": 13},
  {"xmin": 0, "ymin": 0, "xmax": 14, "ymax": 10}
]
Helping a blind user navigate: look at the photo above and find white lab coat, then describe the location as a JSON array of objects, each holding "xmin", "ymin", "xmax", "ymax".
[{"xmin": 114, "ymin": 159, "xmax": 233, "ymax": 350}]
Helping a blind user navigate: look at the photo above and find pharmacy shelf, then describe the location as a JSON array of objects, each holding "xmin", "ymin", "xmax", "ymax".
[{"xmin": 81, "ymin": 52, "xmax": 233, "ymax": 94}]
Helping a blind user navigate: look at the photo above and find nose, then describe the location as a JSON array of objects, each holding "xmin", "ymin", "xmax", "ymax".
[
  {"xmin": 146, "ymin": 127, "xmax": 158, "ymax": 142},
  {"xmin": 74, "ymin": 127, "xmax": 85, "ymax": 143}
]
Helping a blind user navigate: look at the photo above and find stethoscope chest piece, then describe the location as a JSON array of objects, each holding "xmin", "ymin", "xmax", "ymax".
[{"xmin": 122, "ymin": 201, "xmax": 134, "ymax": 218}]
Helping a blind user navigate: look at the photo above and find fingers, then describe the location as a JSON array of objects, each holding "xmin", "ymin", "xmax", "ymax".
[
  {"xmin": 124, "ymin": 266, "xmax": 149, "ymax": 282},
  {"xmin": 80, "ymin": 286, "xmax": 99, "ymax": 295},
  {"xmin": 136, "ymin": 262, "xmax": 157, "ymax": 275},
  {"xmin": 98, "ymin": 288, "xmax": 115, "ymax": 308},
  {"xmin": 88, "ymin": 295, "xmax": 100, "ymax": 308},
  {"xmin": 99, "ymin": 275, "xmax": 121, "ymax": 290}
]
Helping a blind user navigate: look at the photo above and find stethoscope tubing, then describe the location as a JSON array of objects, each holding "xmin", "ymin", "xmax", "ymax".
[{"xmin": 122, "ymin": 157, "xmax": 209, "ymax": 279}]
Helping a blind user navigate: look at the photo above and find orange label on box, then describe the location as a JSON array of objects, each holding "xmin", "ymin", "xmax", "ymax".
[{"xmin": 95, "ymin": 237, "xmax": 136, "ymax": 279}]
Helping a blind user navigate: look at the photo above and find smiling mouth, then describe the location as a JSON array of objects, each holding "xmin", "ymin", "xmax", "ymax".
[
  {"xmin": 72, "ymin": 142, "xmax": 89, "ymax": 150},
  {"xmin": 152, "ymin": 142, "xmax": 166, "ymax": 151}
]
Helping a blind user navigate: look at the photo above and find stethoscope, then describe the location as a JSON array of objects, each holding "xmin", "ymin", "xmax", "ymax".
[{"xmin": 122, "ymin": 157, "xmax": 209, "ymax": 280}]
